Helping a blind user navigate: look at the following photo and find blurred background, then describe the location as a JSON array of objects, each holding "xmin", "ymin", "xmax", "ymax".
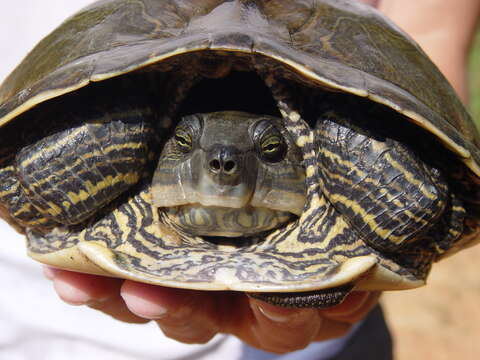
[
  {"xmin": 471, "ymin": 33, "xmax": 480, "ymax": 121},
  {"xmin": 0, "ymin": 2, "xmax": 479, "ymax": 360}
]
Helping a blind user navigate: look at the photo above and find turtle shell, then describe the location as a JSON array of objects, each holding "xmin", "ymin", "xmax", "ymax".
[{"xmin": 1, "ymin": 0, "xmax": 480, "ymax": 299}]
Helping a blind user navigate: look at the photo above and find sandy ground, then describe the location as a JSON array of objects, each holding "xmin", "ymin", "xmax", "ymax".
[{"xmin": 382, "ymin": 245, "xmax": 480, "ymax": 360}]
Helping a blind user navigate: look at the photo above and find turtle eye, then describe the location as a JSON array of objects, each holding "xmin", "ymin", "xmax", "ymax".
[
  {"xmin": 174, "ymin": 128, "xmax": 192, "ymax": 153},
  {"xmin": 261, "ymin": 135, "xmax": 286, "ymax": 162}
]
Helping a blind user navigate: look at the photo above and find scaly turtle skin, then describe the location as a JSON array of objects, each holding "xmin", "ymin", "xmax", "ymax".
[{"xmin": 0, "ymin": 0, "xmax": 480, "ymax": 308}]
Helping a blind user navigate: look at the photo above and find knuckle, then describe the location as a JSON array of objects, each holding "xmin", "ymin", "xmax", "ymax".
[
  {"xmin": 160, "ymin": 326, "xmax": 216, "ymax": 344},
  {"xmin": 252, "ymin": 324, "xmax": 314, "ymax": 354},
  {"xmin": 257, "ymin": 338, "xmax": 310, "ymax": 354}
]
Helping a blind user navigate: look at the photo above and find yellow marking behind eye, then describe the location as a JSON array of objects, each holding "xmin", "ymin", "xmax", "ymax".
[
  {"xmin": 296, "ymin": 135, "xmax": 309, "ymax": 148},
  {"xmin": 174, "ymin": 128, "xmax": 192, "ymax": 148}
]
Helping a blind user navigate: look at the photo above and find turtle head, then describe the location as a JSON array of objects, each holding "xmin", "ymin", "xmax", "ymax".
[{"xmin": 151, "ymin": 111, "xmax": 306, "ymax": 237}]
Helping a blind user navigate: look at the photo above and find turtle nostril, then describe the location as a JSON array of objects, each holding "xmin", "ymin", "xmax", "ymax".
[
  {"xmin": 210, "ymin": 159, "xmax": 221, "ymax": 171},
  {"xmin": 224, "ymin": 160, "xmax": 236, "ymax": 173}
]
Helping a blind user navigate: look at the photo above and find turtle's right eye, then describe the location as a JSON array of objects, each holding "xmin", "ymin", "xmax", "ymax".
[
  {"xmin": 174, "ymin": 128, "xmax": 193, "ymax": 152},
  {"xmin": 259, "ymin": 132, "xmax": 287, "ymax": 163}
]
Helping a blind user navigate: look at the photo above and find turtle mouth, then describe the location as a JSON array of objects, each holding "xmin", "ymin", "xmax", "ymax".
[
  {"xmin": 161, "ymin": 204, "xmax": 295, "ymax": 238},
  {"xmin": 201, "ymin": 233, "xmax": 269, "ymax": 247}
]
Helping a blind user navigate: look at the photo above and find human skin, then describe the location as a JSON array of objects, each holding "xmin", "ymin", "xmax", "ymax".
[
  {"xmin": 45, "ymin": 0, "xmax": 479, "ymax": 353},
  {"xmin": 44, "ymin": 267, "xmax": 380, "ymax": 352}
]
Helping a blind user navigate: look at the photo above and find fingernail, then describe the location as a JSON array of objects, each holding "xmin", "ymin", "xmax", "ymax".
[
  {"xmin": 256, "ymin": 303, "xmax": 293, "ymax": 322},
  {"xmin": 42, "ymin": 266, "xmax": 58, "ymax": 280},
  {"xmin": 53, "ymin": 279, "xmax": 92, "ymax": 306},
  {"xmin": 121, "ymin": 292, "xmax": 168, "ymax": 319}
]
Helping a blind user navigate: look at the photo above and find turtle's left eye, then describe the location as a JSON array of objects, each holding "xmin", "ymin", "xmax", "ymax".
[
  {"xmin": 175, "ymin": 128, "xmax": 193, "ymax": 153},
  {"xmin": 261, "ymin": 135, "xmax": 286, "ymax": 162}
]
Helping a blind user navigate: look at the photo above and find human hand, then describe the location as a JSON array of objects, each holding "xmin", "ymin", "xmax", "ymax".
[{"xmin": 44, "ymin": 267, "xmax": 380, "ymax": 353}]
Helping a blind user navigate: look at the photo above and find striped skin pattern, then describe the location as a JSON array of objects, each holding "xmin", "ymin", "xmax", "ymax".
[
  {"xmin": 316, "ymin": 112, "xmax": 450, "ymax": 252},
  {"xmin": 25, "ymin": 173, "xmax": 433, "ymax": 286},
  {"xmin": 0, "ymin": 53, "xmax": 473, "ymax": 302},
  {"xmin": 28, "ymin": 182, "xmax": 378, "ymax": 286},
  {"xmin": 22, "ymin": 69, "xmax": 447, "ymax": 292},
  {"xmin": 252, "ymin": 74, "xmax": 366, "ymax": 305},
  {"xmin": 0, "ymin": 164, "xmax": 58, "ymax": 228},
  {"xmin": 0, "ymin": 0, "xmax": 477, "ymax": 307},
  {"xmin": 0, "ymin": 102, "xmax": 154, "ymax": 229}
]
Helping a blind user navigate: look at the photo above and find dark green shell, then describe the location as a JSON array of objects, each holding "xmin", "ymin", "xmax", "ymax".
[
  {"xmin": 1, "ymin": 0, "xmax": 478, "ymax": 173},
  {"xmin": 1, "ymin": 0, "xmax": 479, "ymax": 296}
]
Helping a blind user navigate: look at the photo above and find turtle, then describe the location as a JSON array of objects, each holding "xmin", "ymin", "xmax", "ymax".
[{"xmin": 0, "ymin": 0, "xmax": 479, "ymax": 308}]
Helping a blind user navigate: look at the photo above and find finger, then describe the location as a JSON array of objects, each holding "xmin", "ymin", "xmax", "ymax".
[
  {"xmin": 46, "ymin": 268, "xmax": 148, "ymax": 323},
  {"xmin": 43, "ymin": 266, "xmax": 57, "ymax": 280},
  {"xmin": 247, "ymin": 299, "xmax": 324, "ymax": 353},
  {"xmin": 321, "ymin": 291, "xmax": 381, "ymax": 324},
  {"xmin": 88, "ymin": 294, "xmax": 150, "ymax": 324},
  {"xmin": 49, "ymin": 268, "xmax": 122, "ymax": 305},
  {"xmin": 312, "ymin": 291, "xmax": 380, "ymax": 342},
  {"xmin": 121, "ymin": 281, "xmax": 223, "ymax": 344},
  {"xmin": 245, "ymin": 291, "xmax": 380, "ymax": 348},
  {"xmin": 312, "ymin": 317, "xmax": 352, "ymax": 342},
  {"xmin": 120, "ymin": 283, "xmax": 326, "ymax": 352}
]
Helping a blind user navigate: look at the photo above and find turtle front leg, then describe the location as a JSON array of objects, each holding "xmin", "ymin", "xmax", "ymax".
[
  {"xmin": 0, "ymin": 104, "xmax": 155, "ymax": 231},
  {"xmin": 315, "ymin": 110, "xmax": 464, "ymax": 253},
  {"xmin": 0, "ymin": 163, "xmax": 57, "ymax": 230}
]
